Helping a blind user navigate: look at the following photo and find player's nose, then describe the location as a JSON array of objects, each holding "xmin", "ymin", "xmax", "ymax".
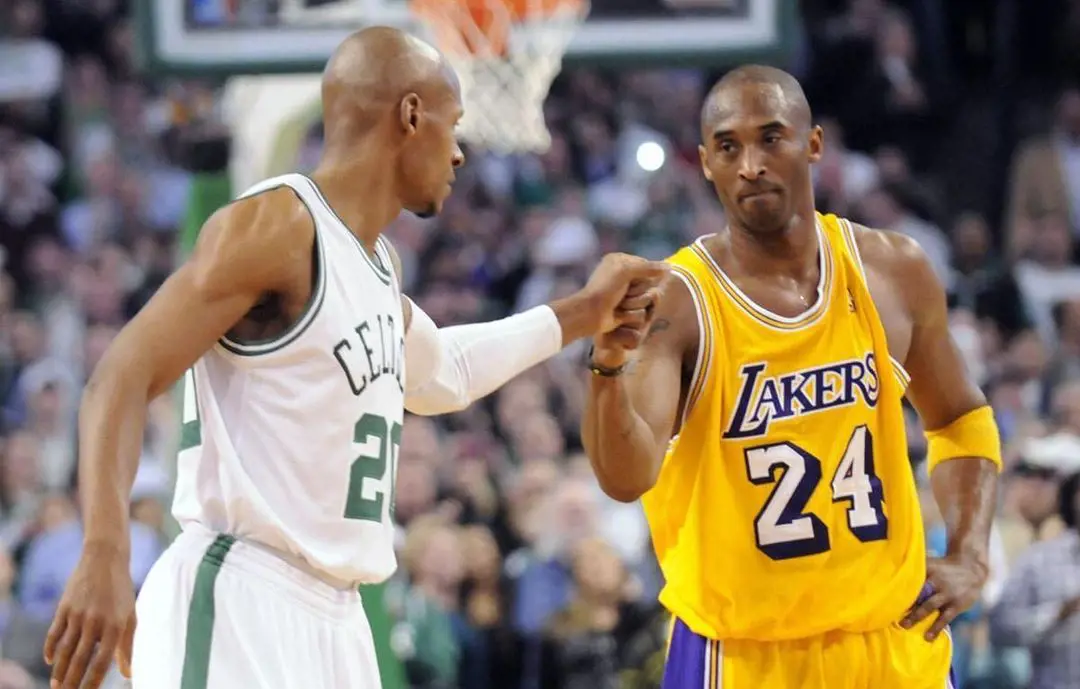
[
  {"xmin": 737, "ymin": 146, "xmax": 766, "ymax": 180},
  {"xmin": 452, "ymin": 143, "xmax": 465, "ymax": 169}
]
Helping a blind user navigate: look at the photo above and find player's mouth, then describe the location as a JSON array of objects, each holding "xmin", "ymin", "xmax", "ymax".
[{"xmin": 739, "ymin": 188, "xmax": 780, "ymax": 202}]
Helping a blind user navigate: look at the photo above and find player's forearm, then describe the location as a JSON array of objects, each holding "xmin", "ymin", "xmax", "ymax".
[
  {"xmin": 581, "ymin": 377, "xmax": 663, "ymax": 502},
  {"xmin": 78, "ymin": 359, "xmax": 151, "ymax": 554},
  {"xmin": 930, "ymin": 457, "xmax": 998, "ymax": 563},
  {"xmin": 404, "ymin": 303, "xmax": 564, "ymax": 415}
]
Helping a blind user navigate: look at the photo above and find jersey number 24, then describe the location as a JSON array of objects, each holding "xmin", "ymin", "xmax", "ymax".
[{"xmin": 746, "ymin": 425, "xmax": 888, "ymax": 560}]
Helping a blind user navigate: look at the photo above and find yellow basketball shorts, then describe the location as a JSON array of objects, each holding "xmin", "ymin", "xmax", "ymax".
[{"xmin": 663, "ymin": 614, "xmax": 954, "ymax": 689}]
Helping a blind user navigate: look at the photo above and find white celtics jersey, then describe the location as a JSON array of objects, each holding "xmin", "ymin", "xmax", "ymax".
[{"xmin": 171, "ymin": 173, "xmax": 406, "ymax": 585}]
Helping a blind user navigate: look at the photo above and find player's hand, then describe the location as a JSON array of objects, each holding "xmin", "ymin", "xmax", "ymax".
[
  {"xmin": 900, "ymin": 553, "xmax": 988, "ymax": 641},
  {"xmin": 44, "ymin": 544, "xmax": 137, "ymax": 689},
  {"xmin": 578, "ymin": 251, "xmax": 668, "ymax": 342}
]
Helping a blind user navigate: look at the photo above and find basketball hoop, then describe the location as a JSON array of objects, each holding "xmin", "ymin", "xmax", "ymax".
[{"xmin": 410, "ymin": 0, "xmax": 589, "ymax": 154}]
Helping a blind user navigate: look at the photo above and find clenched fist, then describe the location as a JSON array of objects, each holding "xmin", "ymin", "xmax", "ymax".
[{"xmin": 550, "ymin": 253, "xmax": 669, "ymax": 346}]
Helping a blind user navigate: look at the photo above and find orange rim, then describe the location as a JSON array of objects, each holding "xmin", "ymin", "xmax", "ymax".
[{"xmin": 410, "ymin": 0, "xmax": 587, "ymax": 57}]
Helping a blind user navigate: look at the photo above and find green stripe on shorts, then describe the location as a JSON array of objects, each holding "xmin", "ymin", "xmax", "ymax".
[{"xmin": 181, "ymin": 534, "xmax": 236, "ymax": 689}]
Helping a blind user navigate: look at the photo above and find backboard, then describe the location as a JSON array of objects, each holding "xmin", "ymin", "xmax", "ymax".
[{"xmin": 137, "ymin": 0, "xmax": 797, "ymax": 76}]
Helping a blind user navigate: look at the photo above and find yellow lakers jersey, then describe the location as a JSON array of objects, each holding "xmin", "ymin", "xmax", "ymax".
[{"xmin": 642, "ymin": 213, "xmax": 926, "ymax": 641}]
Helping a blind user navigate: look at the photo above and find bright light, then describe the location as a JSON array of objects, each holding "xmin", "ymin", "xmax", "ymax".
[{"xmin": 636, "ymin": 141, "xmax": 665, "ymax": 172}]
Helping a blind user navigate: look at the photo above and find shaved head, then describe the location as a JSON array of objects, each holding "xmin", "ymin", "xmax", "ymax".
[
  {"xmin": 321, "ymin": 26, "xmax": 460, "ymax": 139},
  {"xmin": 700, "ymin": 65, "xmax": 812, "ymax": 135}
]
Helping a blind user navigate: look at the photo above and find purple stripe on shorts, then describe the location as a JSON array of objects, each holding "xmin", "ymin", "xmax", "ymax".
[{"xmin": 662, "ymin": 618, "xmax": 709, "ymax": 689}]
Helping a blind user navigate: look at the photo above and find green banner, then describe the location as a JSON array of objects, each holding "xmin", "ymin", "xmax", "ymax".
[{"xmin": 361, "ymin": 583, "xmax": 406, "ymax": 688}]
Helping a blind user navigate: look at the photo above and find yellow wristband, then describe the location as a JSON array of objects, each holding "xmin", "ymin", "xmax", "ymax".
[{"xmin": 925, "ymin": 405, "xmax": 1002, "ymax": 473}]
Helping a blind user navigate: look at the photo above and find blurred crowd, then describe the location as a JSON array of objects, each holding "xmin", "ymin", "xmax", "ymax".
[{"xmin": 2, "ymin": 1, "xmax": 1080, "ymax": 688}]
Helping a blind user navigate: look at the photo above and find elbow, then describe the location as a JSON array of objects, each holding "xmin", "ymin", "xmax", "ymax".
[
  {"xmin": 581, "ymin": 437, "xmax": 661, "ymax": 503},
  {"xmin": 81, "ymin": 355, "xmax": 127, "ymax": 407},
  {"xmin": 82, "ymin": 345, "xmax": 155, "ymax": 413},
  {"xmin": 403, "ymin": 388, "xmax": 469, "ymax": 417},
  {"xmin": 598, "ymin": 482, "xmax": 648, "ymax": 504},
  {"xmin": 590, "ymin": 456, "xmax": 658, "ymax": 503},
  {"xmin": 404, "ymin": 403, "xmax": 463, "ymax": 417}
]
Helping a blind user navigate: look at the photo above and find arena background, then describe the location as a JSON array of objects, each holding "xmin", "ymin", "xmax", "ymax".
[{"xmin": 1, "ymin": 0, "xmax": 1080, "ymax": 688}]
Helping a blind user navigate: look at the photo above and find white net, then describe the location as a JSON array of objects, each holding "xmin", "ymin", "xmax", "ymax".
[
  {"xmin": 280, "ymin": 0, "xmax": 588, "ymax": 154},
  {"xmin": 414, "ymin": 1, "xmax": 589, "ymax": 153}
]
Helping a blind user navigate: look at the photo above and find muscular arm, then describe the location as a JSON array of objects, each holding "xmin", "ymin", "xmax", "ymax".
[
  {"xmin": 80, "ymin": 190, "xmax": 307, "ymax": 553},
  {"xmin": 877, "ymin": 233, "xmax": 1000, "ymax": 564},
  {"xmin": 382, "ymin": 240, "xmax": 658, "ymax": 416},
  {"xmin": 580, "ymin": 275, "xmax": 697, "ymax": 502}
]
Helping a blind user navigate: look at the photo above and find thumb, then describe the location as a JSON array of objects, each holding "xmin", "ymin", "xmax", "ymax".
[{"xmin": 116, "ymin": 612, "xmax": 136, "ymax": 678}]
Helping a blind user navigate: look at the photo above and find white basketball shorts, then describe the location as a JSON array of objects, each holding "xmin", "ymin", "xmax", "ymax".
[{"xmin": 131, "ymin": 523, "xmax": 381, "ymax": 688}]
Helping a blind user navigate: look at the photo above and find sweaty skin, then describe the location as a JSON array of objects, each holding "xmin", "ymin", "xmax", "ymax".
[
  {"xmin": 582, "ymin": 64, "xmax": 997, "ymax": 642},
  {"xmin": 44, "ymin": 26, "xmax": 665, "ymax": 689}
]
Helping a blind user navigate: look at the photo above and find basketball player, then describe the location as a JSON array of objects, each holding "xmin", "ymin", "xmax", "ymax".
[
  {"xmin": 43, "ymin": 27, "xmax": 667, "ymax": 689},
  {"xmin": 581, "ymin": 66, "xmax": 1002, "ymax": 689}
]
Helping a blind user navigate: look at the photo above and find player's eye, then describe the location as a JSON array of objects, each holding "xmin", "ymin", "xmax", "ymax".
[
  {"xmin": 718, "ymin": 141, "xmax": 737, "ymax": 154},
  {"xmin": 764, "ymin": 133, "xmax": 782, "ymax": 145}
]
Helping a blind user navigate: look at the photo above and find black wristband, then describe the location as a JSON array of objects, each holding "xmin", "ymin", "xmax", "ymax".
[{"xmin": 586, "ymin": 345, "xmax": 627, "ymax": 377}]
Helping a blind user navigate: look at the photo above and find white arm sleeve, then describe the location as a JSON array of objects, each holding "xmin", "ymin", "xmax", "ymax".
[{"xmin": 403, "ymin": 298, "xmax": 563, "ymax": 416}]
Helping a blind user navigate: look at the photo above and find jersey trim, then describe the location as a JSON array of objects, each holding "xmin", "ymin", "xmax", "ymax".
[
  {"xmin": 838, "ymin": 217, "xmax": 868, "ymax": 282},
  {"xmin": 692, "ymin": 219, "xmax": 834, "ymax": 332},
  {"xmin": 891, "ymin": 355, "xmax": 912, "ymax": 392},
  {"xmin": 670, "ymin": 265, "xmax": 714, "ymax": 431},
  {"xmin": 180, "ymin": 534, "xmax": 235, "ymax": 689},
  {"xmin": 838, "ymin": 218, "xmax": 913, "ymax": 392},
  {"xmin": 303, "ymin": 176, "xmax": 393, "ymax": 286},
  {"xmin": 374, "ymin": 236, "xmax": 399, "ymax": 289},
  {"xmin": 218, "ymin": 185, "xmax": 328, "ymax": 357}
]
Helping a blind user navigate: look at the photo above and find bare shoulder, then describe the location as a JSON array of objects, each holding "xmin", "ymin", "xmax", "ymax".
[
  {"xmin": 848, "ymin": 221, "xmax": 944, "ymax": 320},
  {"xmin": 849, "ymin": 222, "xmax": 933, "ymax": 276},
  {"xmin": 190, "ymin": 186, "xmax": 315, "ymax": 297}
]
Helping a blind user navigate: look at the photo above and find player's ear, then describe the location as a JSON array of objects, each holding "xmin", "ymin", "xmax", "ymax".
[
  {"xmin": 698, "ymin": 144, "xmax": 713, "ymax": 181},
  {"xmin": 807, "ymin": 125, "xmax": 824, "ymax": 163},
  {"xmin": 400, "ymin": 93, "xmax": 422, "ymax": 135}
]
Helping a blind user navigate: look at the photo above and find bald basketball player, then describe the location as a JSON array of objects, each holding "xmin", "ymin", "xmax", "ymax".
[
  {"xmin": 44, "ymin": 27, "xmax": 666, "ymax": 689},
  {"xmin": 582, "ymin": 66, "xmax": 1001, "ymax": 688}
]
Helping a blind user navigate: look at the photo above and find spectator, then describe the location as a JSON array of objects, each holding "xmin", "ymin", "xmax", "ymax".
[
  {"xmin": 457, "ymin": 524, "xmax": 523, "ymax": 689},
  {"xmin": 1001, "ymin": 433, "xmax": 1080, "ymax": 548},
  {"xmin": 990, "ymin": 471, "xmax": 1080, "ymax": 689},
  {"xmin": 1006, "ymin": 88, "xmax": 1080, "ymax": 260},
  {"xmin": 538, "ymin": 537, "xmax": 651, "ymax": 689},
  {"xmin": 390, "ymin": 515, "xmax": 466, "ymax": 689},
  {"xmin": 1012, "ymin": 213, "xmax": 1080, "ymax": 343},
  {"xmin": 511, "ymin": 475, "xmax": 595, "ymax": 637},
  {"xmin": 948, "ymin": 212, "xmax": 1030, "ymax": 341},
  {"xmin": 3, "ymin": 1, "xmax": 1080, "ymax": 686},
  {"xmin": 856, "ymin": 185, "xmax": 951, "ymax": 282}
]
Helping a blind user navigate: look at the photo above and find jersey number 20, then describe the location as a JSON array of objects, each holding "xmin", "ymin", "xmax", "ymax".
[
  {"xmin": 345, "ymin": 413, "xmax": 402, "ymax": 524},
  {"xmin": 745, "ymin": 425, "xmax": 888, "ymax": 560}
]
